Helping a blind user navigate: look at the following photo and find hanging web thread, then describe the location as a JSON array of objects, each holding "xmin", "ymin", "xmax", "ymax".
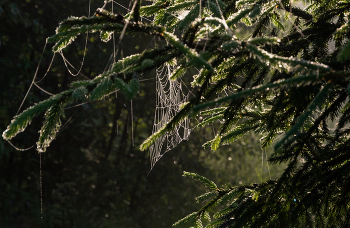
[
  {"xmin": 40, "ymin": 152, "xmax": 43, "ymax": 219},
  {"xmin": 149, "ymin": 64, "xmax": 191, "ymax": 169}
]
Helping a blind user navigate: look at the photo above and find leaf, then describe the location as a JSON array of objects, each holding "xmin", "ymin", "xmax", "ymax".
[
  {"xmin": 2, "ymin": 91, "xmax": 71, "ymax": 140},
  {"xmin": 208, "ymin": 1, "xmax": 221, "ymax": 18},
  {"xmin": 166, "ymin": 1, "xmax": 198, "ymax": 14},
  {"xmin": 202, "ymin": 211, "xmax": 211, "ymax": 223},
  {"xmin": 227, "ymin": 8, "xmax": 251, "ymax": 27},
  {"xmin": 211, "ymin": 135, "xmax": 221, "ymax": 151},
  {"xmin": 195, "ymin": 218, "xmax": 203, "ymax": 228},
  {"xmin": 170, "ymin": 65, "xmax": 187, "ymax": 80},
  {"xmin": 196, "ymin": 191, "xmax": 218, "ymax": 203},
  {"xmin": 71, "ymin": 86, "xmax": 88, "ymax": 100},
  {"xmin": 246, "ymin": 44, "xmax": 331, "ymax": 70},
  {"xmin": 90, "ymin": 77, "xmax": 114, "ymax": 101},
  {"xmin": 37, "ymin": 104, "xmax": 64, "ymax": 153},
  {"xmin": 193, "ymin": 74, "xmax": 322, "ymax": 112},
  {"xmin": 112, "ymin": 54, "xmax": 142, "ymax": 73},
  {"xmin": 183, "ymin": 171, "xmax": 218, "ymax": 190},
  {"xmin": 197, "ymin": 114, "xmax": 224, "ymax": 127},
  {"xmin": 163, "ymin": 31, "xmax": 213, "ymax": 71},
  {"xmin": 274, "ymin": 83, "xmax": 333, "ymax": 151},
  {"xmin": 115, "ymin": 78, "xmax": 140, "ymax": 100},
  {"xmin": 140, "ymin": 3, "xmax": 166, "ymax": 16},
  {"xmin": 172, "ymin": 212, "xmax": 198, "ymax": 227},
  {"xmin": 270, "ymin": 12, "xmax": 285, "ymax": 31},
  {"xmin": 178, "ymin": 4, "xmax": 200, "ymax": 31}
]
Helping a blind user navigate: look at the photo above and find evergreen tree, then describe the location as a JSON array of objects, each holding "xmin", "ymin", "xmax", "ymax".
[{"xmin": 3, "ymin": 0, "xmax": 350, "ymax": 227}]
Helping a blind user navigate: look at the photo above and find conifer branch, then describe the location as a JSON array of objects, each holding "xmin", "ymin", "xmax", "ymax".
[
  {"xmin": 37, "ymin": 104, "xmax": 65, "ymax": 152},
  {"xmin": 193, "ymin": 74, "xmax": 323, "ymax": 112},
  {"xmin": 274, "ymin": 83, "xmax": 333, "ymax": 151},
  {"xmin": 2, "ymin": 90, "xmax": 73, "ymax": 141}
]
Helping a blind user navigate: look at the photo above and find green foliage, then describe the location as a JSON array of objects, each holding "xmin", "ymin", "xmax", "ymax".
[
  {"xmin": 183, "ymin": 171, "xmax": 218, "ymax": 191},
  {"xmin": 162, "ymin": 31, "xmax": 213, "ymax": 71},
  {"xmin": 71, "ymin": 86, "xmax": 88, "ymax": 99},
  {"xmin": 178, "ymin": 4, "xmax": 200, "ymax": 31},
  {"xmin": 3, "ymin": 90, "xmax": 72, "ymax": 141},
  {"xmin": 5, "ymin": 0, "xmax": 350, "ymax": 227},
  {"xmin": 90, "ymin": 77, "xmax": 115, "ymax": 101},
  {"xmin": 113, "ymin": 77, "xmax": 140, "ymax": 100},
  {"xmin": 172, "ymin": 212, "xmax": 198, "ymax": 228},
  {"xmin": 48, "ymin": 18, "xmax": 124, "ymax": 52},
  {"xmin": 37, "ymin": 104, "xmax": 65, "ymax": 152},
  {"xmin": 90, "ymin": 76, "xmax": 139, "ymax": 100},
  {"xmin": 274, "ymin": 83, "xmax": 332, "ymax": 152}
]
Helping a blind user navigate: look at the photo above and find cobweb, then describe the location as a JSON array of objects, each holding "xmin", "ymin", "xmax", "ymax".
[{"xmin": 149, "ymin": 63, "xmax": 191, "ymax": 169}]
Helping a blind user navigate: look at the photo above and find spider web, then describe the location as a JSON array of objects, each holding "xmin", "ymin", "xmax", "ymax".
[
  {"xmin": 14, "ymin": 0, "xmax": 193, "ymax": 169},
  {"xmin": 149, "ymin": 64, "xmax": 191, "ymax": 169}
]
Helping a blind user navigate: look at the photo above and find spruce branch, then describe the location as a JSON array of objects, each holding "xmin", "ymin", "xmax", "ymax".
[
  {"xmin": 193, "ymin": 74, "xmax": 323, "ymax": 112},
  {"xmin": 37, "ymin": 104, "xmax": 65, "ymax": 153},
  {"xmin": 274, "ymin": 83, "xmax": 333, "ymax": 152},
  {"xmin": 172, "ymin": 212, "xmax": 198, "ymax": 227},
  {"xmin": 163, "ymin": 31, "xmax": 213, "ymax": 71},
  {"xmin": 48, "ymin": 13, "xmax": 168, "ymax": 52},
  {"xmin": 2, "ymin": 90, "xmax": 73, "ymax": 141}
]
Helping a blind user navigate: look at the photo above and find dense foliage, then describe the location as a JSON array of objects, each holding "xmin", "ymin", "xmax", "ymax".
[{"xmin": 4, "ymin": 0, "xmax": 350, "ymax": 227}]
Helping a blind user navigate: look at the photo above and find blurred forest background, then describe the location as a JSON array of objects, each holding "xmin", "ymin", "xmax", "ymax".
[{"xmin": 0, "ymin": 0, "xmax": 284, "ymax": 227}]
